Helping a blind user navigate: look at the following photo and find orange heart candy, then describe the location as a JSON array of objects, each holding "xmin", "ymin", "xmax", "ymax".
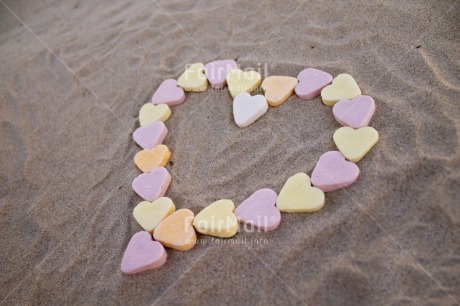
[
  {"xmin": 134, "ymin": 144, "xmax": 171, "ymax": 173},
  {"xmin": 261, "ymin": 76, "xmax": 298, "ymax": 107},
  {"xmin": 153, "ymin": 209, "xmax": 197, "ymax": 251}
]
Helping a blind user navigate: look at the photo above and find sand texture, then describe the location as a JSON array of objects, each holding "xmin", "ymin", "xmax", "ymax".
[{"xmin": 0, "ymin": 0, "xmax": 459, "ymax": 305}]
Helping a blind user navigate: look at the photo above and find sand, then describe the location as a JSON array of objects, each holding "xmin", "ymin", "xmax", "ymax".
[{"xmin": 0, "ymin": 0, "xmax": 459, "ymax": 305}]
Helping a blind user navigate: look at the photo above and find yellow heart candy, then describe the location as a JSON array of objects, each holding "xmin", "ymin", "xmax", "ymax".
[
  {"xmin": 134, "ymin": 144, "xmax": 171, "ymax": 173},
  {"xmin": 154, "ymin": 209, "xmax": 197, "ymax": 251},
  {"xmin": 321, "ymin": 74, "xmax": 361, "ymax": 106},
  {"xmin": 193, "ymin": 199, "xmax": 238, "ymax": 238},
  {"xmin": 177, "ymin": 63, "xmax": 208, "ymax": 92},
  {"xmin": 277, "ymin": 173, "xmax": 325, "ymax": 212},
  {"xmin": 226, "ymin": 69, "xmax": 262, "ymax": 98},
  {"xmin": 261, "ymin": 76, "xmax": 298, "ymax": 107},
  {"xmin": 333, "ymin": 127, "xmax": 379, "ymax": 163},
  {"xmin": 139, "ymin": 103, "xmax": 171, "ymax": 126},
  {"xmin": 133, "ymin": 197, "xmax": 176, "ymax": 233}
]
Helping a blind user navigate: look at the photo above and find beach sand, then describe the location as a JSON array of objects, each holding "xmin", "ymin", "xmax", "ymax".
[{"xmin": 0, "ymin": 0, "xmax": 459, "ymax": 305}]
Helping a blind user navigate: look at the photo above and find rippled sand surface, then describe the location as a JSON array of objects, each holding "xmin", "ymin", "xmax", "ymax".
[{"xmin": 0, "ymin": 0, "xmax": 459, "ymax": 305}]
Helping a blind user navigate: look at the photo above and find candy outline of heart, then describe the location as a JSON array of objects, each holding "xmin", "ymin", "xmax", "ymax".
[
  {"xmin": 125, "ymin": 62, "xmax": 381, "ymax": 274},
  {"xmin": 332, "ymin": 95, "xmax": 376, "ymax": 128},
  {"xmin": 120, "ymin": 231, "xmax": 167, "ymax": 275},
  {"xmin": 133, "ymin": 197, "xmax": 176, "ymax": 233},
  {"xmin": 276, "ymin": 173, "xmax": 325, "ymax": 212},
  {"xmin": 139, "ymin": 103, "xmax": 171, "ymax": 127},
  {"xmin": 321, "ymin": 73, "xmax": 361, "ymax": 106},
  {"xmin": 151, "ymin": 79, "xmax": 186, "ymax": 106},
  {"xmin": 133, "ymin": 121, "xmax": 168, "ymax": 150},
  {"xmin": 226, "ymin": 69, "xmax": 262, "ymax": 98},
  {"xmin": 333, "ymin": 127, "xmax": 379, "ymax": 163},
  {"xmin": 233, "ymin": 92, "xmax": 269, "ymax": 128},
  {"xmin": 193, "ymin": 199, "xmax": 239, "ymax": 238},
  {"xmin": 295, "ymin": 68, "xmax": 333, "ymax": 100},
  {"xmin": 153, "ymin": 209, "xmax": 197, "ymax": 251}
]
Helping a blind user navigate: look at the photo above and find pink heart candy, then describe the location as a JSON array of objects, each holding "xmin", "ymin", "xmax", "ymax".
[
  {"xmin": 295, "ymin": 68, "xmax": 333, "ymax": 100},
  {"xmin": 204, "ymin": 60, "xmax": 237, "ymax": 89},
  {"xmin": 332, "ymin": 95, "xmax": 376, "ymax": 128},
  {"xmin": 311, "ymin": 151, "xmax": 360, "ymax": 192},
  {"xmin": 121, "ymin": 231, "xmax": 167, "ymax": 275},
  {"xmin": 133, "ymin": 121, "xmax": 168, "ymax": 150},
  {"xmin": 235, "ymin": 188, "xmax": 281, "ymax": 231},
  {"xmin": 151, "ymin": 79, "xmax": 186, "ymax": 106},
  {"xmin": 132, "ymin": 167, "xmax": 171, "ymax": 201}
]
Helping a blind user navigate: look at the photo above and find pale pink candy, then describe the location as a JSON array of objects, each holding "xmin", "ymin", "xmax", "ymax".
[
  {"xmin": 311, "ymin": 151, "xmax": 360, "ymax": 192},
  {"xmin": 332, "ymin": 95, "xmax": 376, "ymax": 128},
  {"xmin": 132, "ymin": 167, "xmax": 171, "ymax": 201},
  {"xmin": 295, "ymin": 68, "xmax": 333, "ymax": 100},
  {"xmin": 235, "ymin": 188, "xmax": 281, "ymax": 231},
  {"xmin": 121, "ymin": 231, "xmax": 167, "ymax": 275},
  {"xmin": 204, "ymin": 60, "xmax": 237, "ymax": 89},
  {"xmin": 133, "ymin": 121, "xmax": 168, "ymax": 150},
  {"xmin": 151, "ymin": 79, "xmax": 186, "ymax": 106}
]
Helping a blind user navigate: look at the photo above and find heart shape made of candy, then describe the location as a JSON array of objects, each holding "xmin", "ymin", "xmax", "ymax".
[
  {"xmin": 153, "ymin": 209, "xmax": 197, "ymax": 251},
  {"xmin": 261, "ymin": 76, "xmax": 298, "ymax": 107},
  {"xmin": 233, "ymin": 92, "xmax": 268, "ymax": 128},
  {"xmin": 295, "ymin": 68, "xmax": 333, "ymax": 100},
  {"xmin": 277, "ymin": 173, "xmax": 325, "ymax": 212},
  {"xmin": 204, "ymin": 59, "xmax": 237, "ymax": 89},
  {"xmin": 235, "ymin": 188, "xmax": 281, "ymax": 231},
  {"xmin": 193, "ymin": 199, "xmax": 238, "ymax": 238},
  {"xmin": 134, "ymin": 144, "xmax": 171, "ymax": 173},
  {"xmin": 120, "ymin": 231, "xmax": 167, "ymax": 275},
  {"xmin": 311, "ymin": 151, "xmax": 360, "ymax": 192},
  {"xmin": 332, "ymin": 95, "xmax": 376, "ymax": 128},
  {"xmin": 133, "ymin": 121, "xmax": 168, "ymax": 150},
  {"xmin": 132, "ymin": 167, "xmax": 171, "ymax": 201},
  {"xmin": 177, "ymin": 63, "xmax": 208, "ymax": 92},
  {"xmin": 321, "ymin": 74, "xmax": 361, "ymax": 106},
  {"xmin": 226, "ymin": 69, "xmax": 262, "ymax": 98},
  {"xmin": 151, "ymin": 79, "xmax": 186, "ymax": 106},
  {"xmin": 139, "ymin": 103, "xmax": 171, "ymax": 126},
  {"xmin": 133, "ymin": 197, "xmax": 176, "ymax": 233},
  {"xmin": 333, "ymin": 127, "xmax": 379, "ymax": 163}
]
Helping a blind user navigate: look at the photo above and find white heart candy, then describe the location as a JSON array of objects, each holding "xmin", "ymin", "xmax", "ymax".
[{"xmin": 233, "ymin": 93, "xmax": 269, "ymax": 128}]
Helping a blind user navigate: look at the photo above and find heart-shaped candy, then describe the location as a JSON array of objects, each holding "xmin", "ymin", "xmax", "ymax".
[
  {"xmin": 233, "ymin": 92, "xmax": 268, "ymax": 128},
  {"xmin": 177, "ymin": 63, "xmax": 208, "ymax": 92},
  {"xmin": 277, "ymin": 173, "xmax": 325, "ymax": 212},
  {"xmin": 139, "ymin": 103, "xmax": 171, "ymax": 126},
  {"xmin": 134, "ymin": 144, "xmax": 171, "ymax": 173},
  {"xmin": 295, "ymin": 68, "xmax": 333, "ymax": 100},
  {"xmin": 226, "ymin": 69, "xmax": 262, "ymax": 98},
  {"xmin": 151, "ymin": 79, "xmax": 186, "ymax": 106},
  {"xmin": 133, "ymin": 121, "xmax": 168, "ymax": 150},
  {"xmin": 311, "ymin": 151, "xmax": 360, "ymax": 192},
  {"xmin": 132, "ymin": 167, "xmax": 171, "ymax": 201},
  {"xmin": 120, "ymin": 231, "xmax": 167, "ymax": 275},
  {"xmin": 154, "ymin": 209, "xmax": 197, "ymax": 251},
  {"xmin": 133, "ymin": 197, "xmax": 176, "ymax": 233},
  {"xmin": 205, "ymin": 59, "xmax": 237, "ymax": 89},
  {"xmin": 235, "ymin": 188, "xmax": 281, "ymax": 231},
  {"xmin": 321, "ymin": 74, "xmax": 361, "ymax": 106},
  {"xmin": 333, "ymin": 127, "xmax": 379, "ymax": 163},
  {"xmin": 261, "ymin": 76, "xmax": 298, "ymax": 107},
  {"xmin": 193, "ymin": 199, "xmax": 238, "ymax": 238},
  {"xmin": 332, "ymin": 95, "xmax": 376, "ymax": 128}
]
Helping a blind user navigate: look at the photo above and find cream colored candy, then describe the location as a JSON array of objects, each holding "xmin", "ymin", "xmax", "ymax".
[
  {"xmin": 226, "ymin": 69, "xmax": 262, "ymax": 98},
  {"xmin": 139, "ymin": 103, "xmax": 171, "ymax": 126},
  {"xmin": 333, "ymin": 127, "xmax": 379, "ymax": 163},
  {"xmin": 193, "ymin": 199, "xmax": 238, "ymax": 238},
  {"xmin": 261, "ymin": 76, "xmax": 298, "ymax": 107},
  {"xmin": 177, "ymin": 63, "xmax": 208, "ymax": 92},
  {"xmin": 153, "ymin": 209, "xmax": 197, "ymax": 251},
  {"xmin": 321, "ymin": 74, "xmax": 361, "ymax": 106},
  {"xmin": 133, "ymin": 197, "xmax": 176, "ymax": 233},
  {"xmin": 277, "ymin": 173, "xmax": 325, "ymax": 212},
  {"xmin": 134, "ymin": 144, "xmax": 171, "ymax": 173}
]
